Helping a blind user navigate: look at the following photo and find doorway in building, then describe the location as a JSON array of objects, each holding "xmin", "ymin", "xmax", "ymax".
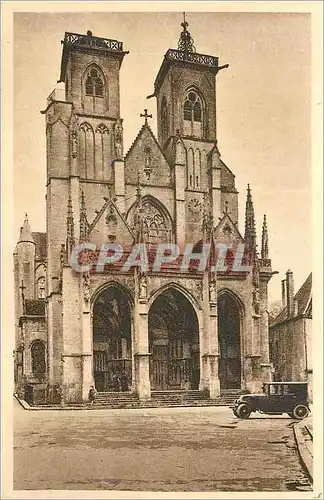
[
  {"xmin": 218, "ymin": 293, "xmax": 241, "ymax": 389},
  {"xmin": 92, "ymin": 285, "xmax": 132, "ymax": 391},
  {"xmin": 148, "ymin": 288, "xmax": 200, "ymax": 390}
]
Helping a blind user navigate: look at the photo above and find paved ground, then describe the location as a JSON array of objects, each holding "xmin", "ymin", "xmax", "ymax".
[{"xmin": 14, "ymin": 399, "xmax": 312, "ymax": 492}]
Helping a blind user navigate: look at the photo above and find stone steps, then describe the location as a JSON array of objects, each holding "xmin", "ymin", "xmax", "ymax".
[{"xmin": 92, "ymin": 390, "xmax": 239, "ymax": 409}]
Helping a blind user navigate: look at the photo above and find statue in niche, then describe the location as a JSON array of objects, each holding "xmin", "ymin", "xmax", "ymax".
[
  {"xmin": 209, "ymin": 279, "xmax": 217, "ymax": 303},
  {"xmin": 253, "ymin": 287, "xmax": 260, "ymax": 315},
  {"xmin": 139, "ymin": 274, "xmax": 147, "ymax": 300},
  {"xmin": 114, "ymin": 119, "xmax": 123, "ymax": 160},
  {"xmin": 70, "ymin": 111, "xmax": 79, "ymax": 158}
]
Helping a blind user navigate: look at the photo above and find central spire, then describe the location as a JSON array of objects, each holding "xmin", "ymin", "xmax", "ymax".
[{"xmin": 178, "ymin": 12, "xmax": 196, "ymax": 53}]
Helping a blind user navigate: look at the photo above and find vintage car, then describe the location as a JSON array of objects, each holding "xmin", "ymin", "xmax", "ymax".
[{"xmin": 231, "ymin": 382, "xmax": 310, "ymax": 420}]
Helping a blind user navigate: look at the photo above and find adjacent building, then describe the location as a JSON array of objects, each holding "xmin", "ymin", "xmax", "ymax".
[{"xmin": 269, "ymin": 270, "xmax": 312, "ymax": 399}]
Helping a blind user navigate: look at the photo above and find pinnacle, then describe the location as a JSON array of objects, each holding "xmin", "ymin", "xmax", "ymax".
[{"xmin": 18, "ymin": 213, "xmax": 35, "ymax": 244}]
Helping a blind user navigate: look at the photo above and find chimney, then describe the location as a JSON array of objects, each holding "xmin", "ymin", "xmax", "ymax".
[
  {"xmin": 281, "ymin": 280, "xmax": 286, "ymax": 308},
  {"xmin": 286, "ymin": 269, "xmax": 294, "ymax": 317},
  {"xmin": 293, "ymin": 297, "xmax": 299, "ymax": 316}
]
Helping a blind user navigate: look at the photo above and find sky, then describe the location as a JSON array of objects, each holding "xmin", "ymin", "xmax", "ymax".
[{"xmin": 13, "ymin": 10, "xmax": 312, "ymax": 303}]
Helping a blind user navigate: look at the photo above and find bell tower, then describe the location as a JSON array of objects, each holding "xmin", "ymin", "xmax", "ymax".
[
  {"xmin": 150, "ymin": 15, "xmax": 228, "ymax": 148},
  {"xmin": 148, "ymin": 15, "xmax": 229, "ymax": 243},
  {"xmin": 42, "ymin": 30, "xmax": 128, "ymax": 389}
]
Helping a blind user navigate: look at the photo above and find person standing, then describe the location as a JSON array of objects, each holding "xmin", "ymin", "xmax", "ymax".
[{"xmin": 88, "ymin": 385, "xmax": 97, "ymax": 406}]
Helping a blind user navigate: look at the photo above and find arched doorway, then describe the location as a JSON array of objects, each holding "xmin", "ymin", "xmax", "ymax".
[
  {"xmin": 218, "ymin": 293, "xmax": 241, "ymax": 389},
  {"xmin": 92, "ymin": 285, "xmax": 132, "ymax": 392},
  {"xmin": 148, "ymin": 288, "xmax": 200, "ymax": 390}
]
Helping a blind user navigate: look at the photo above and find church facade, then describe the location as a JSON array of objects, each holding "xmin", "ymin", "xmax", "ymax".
[{"xmin": 14, "ymin": 22, "xmax": 274, "ymax": 404}]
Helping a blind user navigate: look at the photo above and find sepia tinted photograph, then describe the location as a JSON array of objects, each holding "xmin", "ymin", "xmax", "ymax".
[{"xmin": 1, "ymin": 2, "xmax": 322, "ymax": 497}]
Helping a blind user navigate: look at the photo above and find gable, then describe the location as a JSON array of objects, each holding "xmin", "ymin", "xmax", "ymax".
[
  {"xmin": 124, "ymin": 125, "xmax": 171, "ymax": 186},
  {"xmin": 88, "ymin": 199, "xmax": 134, "ymax": 247},
  {"xmin": 214, "ymin": 213, "xmax": 244, "ymax": 246}
]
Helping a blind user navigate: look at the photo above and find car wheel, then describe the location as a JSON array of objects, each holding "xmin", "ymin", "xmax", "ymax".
[
  {"xmin": 236, "ymin": 403, "xmax": 251, "ymax": 419},
  {"xmin": 292, "ymin": 404, "xmax": 309, "ymax": 420}
]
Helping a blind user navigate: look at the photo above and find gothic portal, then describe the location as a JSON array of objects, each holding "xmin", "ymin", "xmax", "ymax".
[
  {"xmin": 148, "ymin": 288, "xmax": 200, "ymax": 391},
  {"xmin": 14, "ymin": 20, "xmax": 274, "ymax": 404}
]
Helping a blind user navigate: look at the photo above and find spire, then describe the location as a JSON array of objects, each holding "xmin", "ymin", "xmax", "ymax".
[
  {"xmin": 18, "ymin": 213, "xmax": 35, "ymax": 244},
  {"xmin": 66, "ymin": 196, "xmax": 75, "ymax": 251},
  {"xmin": 244, "ymin": 184, "xmax": 256, "ymax": 248},
  {"xmin": 178, "ymin": 12, "xmax": 196, "ymax": 54},
  {"xmin": 261, "ymin": 214, "xmax": 269, "ymax": 259},
  {"xmin": 79, "ymin": 190, "xmax": 88, "ymax": 243}
]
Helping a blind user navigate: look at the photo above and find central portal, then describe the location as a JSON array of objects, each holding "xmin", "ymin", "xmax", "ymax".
[{"xmin": 148, "ymin": 288, "xmax": 200, "ymax": 390}]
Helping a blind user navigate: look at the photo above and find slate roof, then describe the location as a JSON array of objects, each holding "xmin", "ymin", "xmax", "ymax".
[
  {"xmin": 270, "ymin": 273, "xmax": 312, "ymax": 327},
  {"xmin": 32, "ymin": 232, "xmax": 47, "ymax": 261}
]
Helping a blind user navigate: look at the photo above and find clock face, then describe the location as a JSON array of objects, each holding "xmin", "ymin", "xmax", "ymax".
[
  {"xmin": 189, "ymin": 198, "xmax": 202, "ymax": 211},
  {"xmin": 188, "ymin": 198, "xmax": 202, "ymax": 221}
]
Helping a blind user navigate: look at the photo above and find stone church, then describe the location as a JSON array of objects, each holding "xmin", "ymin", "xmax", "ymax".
[{"xmin": 14, "ymin": 20, "xmax": 274, "ymax": 405}]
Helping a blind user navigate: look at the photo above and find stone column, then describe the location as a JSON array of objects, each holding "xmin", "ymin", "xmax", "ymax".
[
  {"xmin": 259, "ymin": 279, "xmax": 272, "ymax": 384},
  {"xmin": 174, "ymin": 140, "xmax": 186, "ymax": 248},
  {"xmin": 61, "ymin": 267, "xmax": 83, "ymax": 403},
  {"xmin": 211, "ymin": 147, "xmax": 222, "ymax": 223},
  {"xmin": 207, "ymin": 297, "xmax": 221, "ymax": 399},
  {"xmin": 200, "ymin": 273, "xmax": 220, "ymax": 398},
  {"xmin": 81, "ymin": 275, "xmax": 93, "ymax": 402},
  {"xmin": 69, "ymin": 177, "xmax": 80, "ymax": 240},
  {"xmin": 133, "ymin": 273, "xmax": 151, "ymax": 399}
]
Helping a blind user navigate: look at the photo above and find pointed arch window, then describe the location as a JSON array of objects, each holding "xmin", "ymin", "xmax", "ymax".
[
  {"xmin": 142, "ymin": 204, "xmax": 170, "ymax": 245},
  {"xmin": 79, "ymin": 122, "xmax": 95, "ymax": 179},
  {"xmin": 95, "ymin": 124, "xmax": 110, "ymax": 181},
  {"xmin": 31, "ymin": 340, "xmax": 46, "ymax": 378},
  {"xmin": 85, "ymin": 68, "xmax": 104, "ymax": 97},
  {"xmin": 183, "ymin": 89, "xmax": 204, "ymax": 138},
  {"xmin": 128, "ymin": 197, "xmax": 173, "ymax": 246}
]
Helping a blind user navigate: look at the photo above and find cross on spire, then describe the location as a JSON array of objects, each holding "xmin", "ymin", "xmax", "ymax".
[
  {"xmin": 140, "ymin": 109, "xmax": 152, "ymax": 125},
  {"xmin": 178, "ymin": 12, "xmax": 196, "ymax": 53},
  {"xmin": 181, "ymin": 12, "xmax": 188, "ymax": 30}
]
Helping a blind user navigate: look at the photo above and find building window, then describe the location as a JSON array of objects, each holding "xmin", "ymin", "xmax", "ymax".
[
  {"xmin": 128, "ymin": 197, "xmax": 172, "ymax": 246},
  {"xmin": 85, "ymin": 68, "xmax": 104, "ymax": 97},
  {"xmin": 183, "ymin": 89, "xmax": 204, "ymax": 137},
  {"xmin": 31, "ymin": 340, "xmax": 46, "ymax": 378},
  {"xmin": 37, "ymin": 277, "xmax": 45, "ymax": 299},
  {"xmin": 187, "ymin": 148, "xmax": 201, "ymax": 189}
]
